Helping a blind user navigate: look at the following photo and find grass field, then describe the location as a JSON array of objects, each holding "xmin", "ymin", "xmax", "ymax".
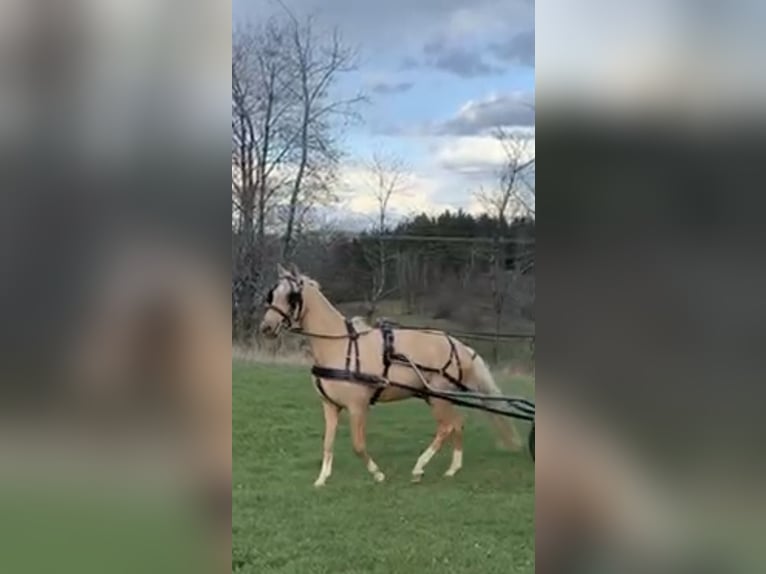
[{"xmin": 233, "ymin": 361, "xmax": 535, "ymax": 574}]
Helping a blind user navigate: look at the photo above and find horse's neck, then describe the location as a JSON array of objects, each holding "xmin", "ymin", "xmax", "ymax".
[{"xmin": 301, "ymin": 289, "xmax": 348, "ymax": 365}]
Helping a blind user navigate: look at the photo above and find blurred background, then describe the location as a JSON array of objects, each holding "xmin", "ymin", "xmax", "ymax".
[
  {"xmin": 538, "ymin": 0, "xmax": 766, "ymax": 572},
  {"xmin": 0, "ymin": 0, "xmax": 230, "ymax": 572}
]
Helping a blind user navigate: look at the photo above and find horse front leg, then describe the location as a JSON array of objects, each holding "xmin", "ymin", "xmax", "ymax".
[
  {"xmin": 314, "ymin": 400, "xmax": 340, "ymax": 487},
  {"xmin": 349, "ymin": 408, "xmax": 385, "ymax": 482}
]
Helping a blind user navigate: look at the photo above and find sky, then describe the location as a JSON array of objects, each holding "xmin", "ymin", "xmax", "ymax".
[{"xmin": 233, "ymin": 0, "xmax": 535, "ymax": 223}]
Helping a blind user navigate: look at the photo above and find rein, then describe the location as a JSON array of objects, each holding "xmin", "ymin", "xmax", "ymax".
[
  {"xmin": 286, "ymin": 322, "xmax": 452, "ymax": 341},
  {"xmin": 287, "ymin": 325, "xmax": 375, "ymax": 340}
]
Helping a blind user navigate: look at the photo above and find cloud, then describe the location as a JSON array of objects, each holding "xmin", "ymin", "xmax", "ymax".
[
  {"xmin": 435, "ymin": 91, "xmax": 535, "ymax": 135},
  {"xmin": 337, "ymin": 164, "xmax": 452, "ymax": 218},
  {"xmin": 434, "ymin": 136, "xmax": 510, "ymax": 175},
  {"xmin": 235, "ymin": 0, "xmax": 535, "ymax": 89},
  {"xmin": 399, "ymin": 56, "xmax": 420, "ymax": 71},
  {"xmin": 421, "ymin": 37, "xmax": 504, "ymax": 78},
  {"xmin": 369, "ymin": 80, "xmax": 414, "ymax": 95},
  {"xmin": 235, "ymin": 0, "xmax": 533, "ymax": 52},
  {"xmin": 314, "ymin": 129, "xmax": 536, "ymax": 223},
  {"xmin": 234, "ymin": 0, "xmax": 537, "ymax": 224},
  {"xmin": 433, "ymin": 133, "xmax": 535, "ymax": 175},
  {"xmin": 489, "ymin": 29, "xmax": 535, "ymax": 67},
  {"xmin": 432, "ymin": 49, "xmax": 503, "ymax": 78}
]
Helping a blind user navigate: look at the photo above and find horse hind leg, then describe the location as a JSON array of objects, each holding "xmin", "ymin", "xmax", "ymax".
[
  {"xmin": 444, "ymin": 417, "xmax": 464, "ymax": 477},
  {"xmin": 411, "ymin": 397, "xmax": 460, "ymax": 482}
]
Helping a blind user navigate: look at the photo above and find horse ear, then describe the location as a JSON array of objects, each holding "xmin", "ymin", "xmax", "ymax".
[
  {"xmin": 289, "ymin": 263, "xmax": 301, "ymax": 276},
  {"xmin": 276, "ymin": 263, "xmax": 290, "ymax": 277}
]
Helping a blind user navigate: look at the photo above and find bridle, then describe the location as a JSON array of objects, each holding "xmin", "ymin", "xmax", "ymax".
[
  {"xmin": 264, "ymin": 276, "xmax": 305, "ymax": 330},
  {"xmin": 263, "ymin": 276, "xmax": 376, "ymax": 339}
]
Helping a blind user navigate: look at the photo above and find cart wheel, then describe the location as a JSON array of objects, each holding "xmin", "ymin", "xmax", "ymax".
[{"xmin": 528, "ymin": 424, "xmax": 534, "ymax": 461}]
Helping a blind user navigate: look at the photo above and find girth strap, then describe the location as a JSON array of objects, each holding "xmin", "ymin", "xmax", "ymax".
[
  {"xmin": 344, "ymin": 319, "xmax": 360, "ymax": 373},
  {"xmin": 313, "ymin": 376, "xmax": 343, "ymax": 409},
  {"xmin": 311, "ymin": 365, "xmax": 384, "ymax": 386}
]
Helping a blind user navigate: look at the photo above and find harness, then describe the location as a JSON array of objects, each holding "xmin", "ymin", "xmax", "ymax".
[
  {"xmin": 310, "ymin": 319, "xmax": 471, "ymax": 407},
  {"xmin": 263, "ymin": 278, "xmax": 475, "ymax": 409}
]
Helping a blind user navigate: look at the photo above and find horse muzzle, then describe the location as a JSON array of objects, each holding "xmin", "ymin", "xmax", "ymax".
[{"xmin": 259, "ymin": 321, "xmax": 281, "ymax": 338}]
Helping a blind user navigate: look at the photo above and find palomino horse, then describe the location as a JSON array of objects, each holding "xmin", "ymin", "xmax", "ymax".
[{"xmin": 259, "ymin": 264, "xmax": 522, "ymax": 487}]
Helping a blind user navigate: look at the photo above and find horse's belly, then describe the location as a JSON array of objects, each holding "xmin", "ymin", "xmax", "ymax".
[{"xmin": 376, "ymin": 384, "xmax": 418, "ymax": 403}]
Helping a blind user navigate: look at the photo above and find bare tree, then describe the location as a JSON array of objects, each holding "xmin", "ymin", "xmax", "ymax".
[
  {"xmin": 280, "ymin": 8, "xmax": 365, "ymax": 259},
  {"xmin": 231, "ymin": 12, "xmax": 364, "ymax": 339},
  {"xmin": 361, "ymin": 152, "xmax": 410, "ymax": 319},
  {"xmin": 232, "ymin": 21, "xmax": 299, "ymax": 251},
  {"xmin": 474, "ymin": 129, "xmax": 534, "ymax": 360},
  {"xmin": 232, "ymin": 21, "xmax": 298, "ymax": 337},
  {"xmin": 475, "ymin": 129, "xmax": 534, "ymax": 223}
]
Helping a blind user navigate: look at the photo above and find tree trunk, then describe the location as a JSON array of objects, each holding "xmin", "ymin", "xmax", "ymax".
[
  {"xmin": 282, "ymin": 95, "xmax": 310, "ymax": 261},
  {"xmin": 236, "ymin": 111, "xmax": 257, "ymax": 340},
  {"xmin": 256, "ymin": 75, "xmax": 274, "ymax": 267},
  {"xmin": 490, "ymin": 238, "xmax": 503, "ymax": 364}
]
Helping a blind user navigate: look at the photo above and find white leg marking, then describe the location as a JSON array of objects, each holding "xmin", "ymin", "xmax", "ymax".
[
  {"xmin": 367, "ymin": 458, "xmax": 385, "ymax": 482},
  {"xmin": 412, "ymin": 445, "xmax": 437, "ymax": 478},
  {"xmin": 314, "ymin": 403, "xmax": 339, "ymax": 488},
  {"xmin": 444, "ymin": 449, "xmax": 463, "ymax": 477},
  {"xmin": 314, "ymin": 452, "xmax": 333, "ymax": 487}
]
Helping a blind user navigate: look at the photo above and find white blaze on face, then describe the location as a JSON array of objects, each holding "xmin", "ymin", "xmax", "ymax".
[
  {"xmin": 273, "ymin": 280, "xmax": 291, "ymax": 305},
  {"xmin": 273, "ymin": 281, "xmax": 294, "ymax": 318},
  {"xmin": 261, "ymin": 279, "xmax": 294, "ymax": 333}
]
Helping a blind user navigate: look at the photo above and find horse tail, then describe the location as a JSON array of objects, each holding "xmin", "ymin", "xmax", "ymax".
[{"xmin": 469, "ymin": 353, "xmax": 523, "ymax": 452}]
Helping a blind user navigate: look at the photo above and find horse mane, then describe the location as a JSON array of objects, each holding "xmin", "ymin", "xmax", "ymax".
[
  {"xmin": 280, "ymin": 269, "xmax": 321, "ymax": 291},
  {"xmin": 302, "ymin": 276, "xmax": 321, "ymax": 289}
]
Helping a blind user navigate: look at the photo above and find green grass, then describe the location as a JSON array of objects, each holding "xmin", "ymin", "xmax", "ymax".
[{"xmin": 233, "ymin": 361, "xmax": 535, "ymax": 574}]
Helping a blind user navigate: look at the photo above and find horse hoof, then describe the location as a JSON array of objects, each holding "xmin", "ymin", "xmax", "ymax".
[
  {"xmin": 313, "ymin": 480, "xmax": 326, "ymax": 488},
  {"xmin": 411, "ymin": 473, "xmax": 423, "ymax": 483},
  {"xmin": 373, "ymin": 472, "xmax": 386, "ymax": 483}
]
